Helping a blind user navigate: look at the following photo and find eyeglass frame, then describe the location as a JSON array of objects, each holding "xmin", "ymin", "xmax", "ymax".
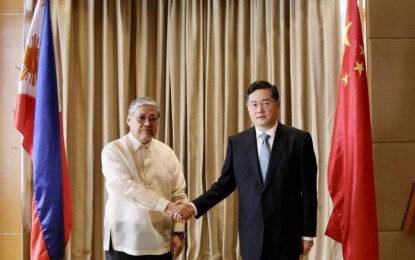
[
  {"xmin": 130, "ymin": 114, "xmax": 159, "ymax": 124},
  {"xmin": 246, "ymin": 99, "xmax": 275, "ymax": 109}
]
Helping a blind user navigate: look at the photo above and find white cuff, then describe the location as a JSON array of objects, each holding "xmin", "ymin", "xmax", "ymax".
[{"xmin": 189, "ymin": 202, "xmax": 198, "ymax": 216}]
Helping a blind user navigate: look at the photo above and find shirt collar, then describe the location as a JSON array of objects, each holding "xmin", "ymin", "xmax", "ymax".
[
  {"xmin": 255, "ymin": 121, "xmax": 278, "ymax": 138},
  {"xmin": 128, "ymin": 132, "xmax": 151, "ymax": 151}
]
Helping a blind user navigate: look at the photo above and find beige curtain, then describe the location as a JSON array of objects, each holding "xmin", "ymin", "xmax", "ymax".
[{"xmin": 24, "ymin": 0, "xmax": 344, "ymax": 259}]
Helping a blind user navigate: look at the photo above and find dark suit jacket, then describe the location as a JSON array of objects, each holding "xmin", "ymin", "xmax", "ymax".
[{"xmin": 192, "ymin": 123, "xmax": 317, "ymax": 260}]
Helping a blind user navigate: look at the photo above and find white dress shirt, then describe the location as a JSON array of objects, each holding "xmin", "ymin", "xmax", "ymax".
[
  {"xmin": 255, "ymin": 122, "xmax": 278, "ymax": 159},
  {"xmin": 102, "ymin": 132, "xmax": 188, "ymax": 256}
]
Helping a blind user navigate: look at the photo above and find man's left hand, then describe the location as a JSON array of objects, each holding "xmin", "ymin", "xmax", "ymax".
[
  {"xmin": 171, "ymin": 234, "xmax": 184, "ymax": 259},
  {"xmin": 300, "ymin": 239, "xmax": 314, "ymax": 255}
]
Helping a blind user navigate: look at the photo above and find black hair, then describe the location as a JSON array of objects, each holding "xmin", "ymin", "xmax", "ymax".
[{"xmin": 245, "ymin": 80, "xmax": 280, "ymax": 102}]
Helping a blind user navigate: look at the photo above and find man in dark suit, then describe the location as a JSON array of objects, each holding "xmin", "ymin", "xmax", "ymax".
[{"xmin": 180, "ymin": 80, "xmax": 318, "ymax": 260}]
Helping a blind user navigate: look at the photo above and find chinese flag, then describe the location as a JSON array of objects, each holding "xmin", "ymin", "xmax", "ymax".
[{"xmin": 325, "ymin": 0, "xmax": 379, "ymax": 259}]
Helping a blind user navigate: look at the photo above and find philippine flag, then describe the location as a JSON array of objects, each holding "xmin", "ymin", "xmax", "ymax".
[{"xmin": 14, "ymin": 0, "xmax": 72, "ymax": 259}]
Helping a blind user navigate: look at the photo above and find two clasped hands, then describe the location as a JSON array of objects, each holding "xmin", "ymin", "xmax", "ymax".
[{"xmin": 165, "ymin": 201, "xmax": 195, "ymax": 222}]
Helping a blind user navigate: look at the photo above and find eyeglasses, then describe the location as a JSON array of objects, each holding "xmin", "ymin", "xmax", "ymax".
[
  {"xmin": 130, "ymin": 114, "xmax": 159, "ymax": 124},
  {"xmin": 246, "ymin": 100, "xmax": 273, "ymax": 109}
]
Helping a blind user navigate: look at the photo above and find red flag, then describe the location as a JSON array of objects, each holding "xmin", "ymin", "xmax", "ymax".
[
  {"xmin": 15, "ymin": 0, "xmax": 72, "ymax": 259},
  {"xmin": 325, "ymin": 0, "xmax": 379, "ymax": 259}
]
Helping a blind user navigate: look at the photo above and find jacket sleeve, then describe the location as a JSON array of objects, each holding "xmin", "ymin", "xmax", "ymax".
[
  {"xmin": 300, "ymin": 133, "xmax": 318, "ymax": 237},
  {"xmin": 192, "ymin": 137, "xmax": 237, "ymax": 217}
]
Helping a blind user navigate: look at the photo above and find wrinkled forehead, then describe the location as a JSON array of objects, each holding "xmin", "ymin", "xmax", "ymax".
[{"xmin": 134, "ymin": 104, "xmax": 158, "ymax": 115}]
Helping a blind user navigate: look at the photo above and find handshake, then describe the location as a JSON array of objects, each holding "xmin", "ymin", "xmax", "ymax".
[{"xmin": 165, "ymin": 201, "xmax": 196, "ymax": 222}]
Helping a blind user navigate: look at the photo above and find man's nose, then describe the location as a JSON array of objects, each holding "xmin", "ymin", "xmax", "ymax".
[
  {"xmin": 143, "ymin": 119, "xmax": 152, "ymax": 126},
  {"xmin": 256, "ymin": 104, "xmax": 265, "ymax": 112}
]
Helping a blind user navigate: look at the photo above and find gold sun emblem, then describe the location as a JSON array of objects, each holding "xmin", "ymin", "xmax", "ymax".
[{"xmin": 19, "ymin": 33, "xmax": 40, "ymax": 86}]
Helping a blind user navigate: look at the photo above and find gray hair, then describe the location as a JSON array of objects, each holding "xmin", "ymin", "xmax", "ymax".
[{"xmin": 128, "ymin": 97, "xmax": 161, "ymax": 118}]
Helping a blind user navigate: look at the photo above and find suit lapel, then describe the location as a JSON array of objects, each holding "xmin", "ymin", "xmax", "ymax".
[
  {"xmin": 246, "ymin": 127, "xmax": 264, "ymax": 186},
  {"xmin": 263, "ymin": 123, "xmax": 287, "ymax": 190}
]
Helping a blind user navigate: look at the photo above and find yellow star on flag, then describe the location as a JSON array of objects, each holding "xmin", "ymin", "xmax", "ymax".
[
  {"xmin": 344, "ymin": 21, "xmax": 353, "ymax": 47},
  {"xmin": 354, "ymin": 62, "xmax": 364, "ymax": 76},
  {"xmin": 341, "ymin": 72, "xmax": 349, "ymax": 86}
]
